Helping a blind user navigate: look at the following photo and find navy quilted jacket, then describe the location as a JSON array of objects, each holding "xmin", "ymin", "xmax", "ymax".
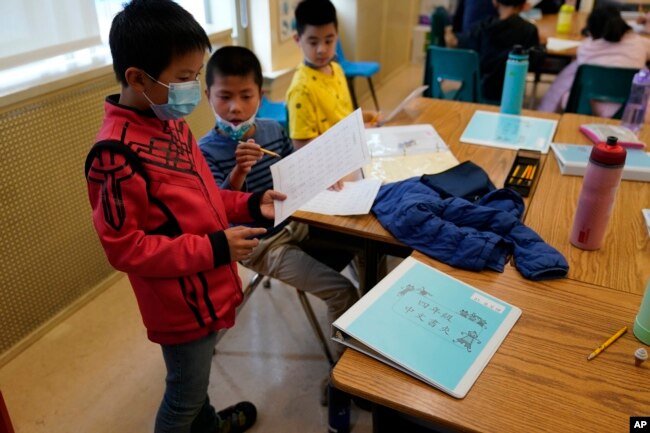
[{"xmin": 372, "ymin": 177, "xmax": 568, "ymax": 281}]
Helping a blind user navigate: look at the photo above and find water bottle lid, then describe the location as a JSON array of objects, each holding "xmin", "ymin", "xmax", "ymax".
[
  {"xmin": 509, "ymin": 45, "xmax": 529, "ymax": 59},
  {"xmin": 589, "ymin": 136, "xmax": 627, "ymax": 167},
  {"xmin": 634, "ymin": 68, "xmax": 650, "ymax": 84}
]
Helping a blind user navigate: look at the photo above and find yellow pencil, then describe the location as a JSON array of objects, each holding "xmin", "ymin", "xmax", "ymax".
[
  {"xmin": 528, "ymin": 165, "xmax": 537, "ymax": 180},
  {"xmin": 239, "ymin": 141, "xmax": 280, "ymax": 158},
  {"xmin": 587, "ymin": 326, "xmax": 627, "ymax": 361}
]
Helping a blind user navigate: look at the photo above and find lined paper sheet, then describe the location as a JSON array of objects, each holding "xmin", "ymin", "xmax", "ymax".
[
  {"xmin": 298, "ymin": 178, "xmax": 382, "ymax": 216},
  {"xmin": 270, "ymin": 109, "xmax": 370, "ymax": 225}
]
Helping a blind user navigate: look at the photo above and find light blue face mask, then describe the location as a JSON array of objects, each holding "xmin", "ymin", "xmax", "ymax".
[
  {"xmin": 143, "ymin": 74, "xmax": 201, "ymax": 120},
  {"xmin": 214, "ymin": 109, "xmax": 257, "ymax": 142}
]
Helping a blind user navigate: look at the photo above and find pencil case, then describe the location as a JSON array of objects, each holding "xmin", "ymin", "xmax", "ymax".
[{"xmin": 504, "ymin": 150, "xmax": 541, "ymax": 197}]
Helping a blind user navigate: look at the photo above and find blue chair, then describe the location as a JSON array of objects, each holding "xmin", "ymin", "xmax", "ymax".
[
  {"xmin": 257, "ymin": 95, "xmax": 288, "ymax": 130},
  {"xmin": 565, "ymin": 64, "xmax": 638, "ymax": 119},
  {"xmin": 336, "ymin": 40, "xmax": 381, "ymax": 110},
  {"xmin": 426, "ymin": 45, "xmax": 482, "ymax": 103},
  {"xmin": 423, "ymin": 7, "xmax": 449, "ymax": 97}
]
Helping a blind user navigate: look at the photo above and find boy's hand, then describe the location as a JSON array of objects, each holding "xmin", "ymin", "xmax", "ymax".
[
  {"xmin": 444, "ymin": 26, "xmax": 458, "ymax": 48},
  {"xmin": 230, "ymin": 139, "xmax": 264, "ymax": 190},
  {"xmin": 260, "ymin": 190, "xmax": 287, "ymax": 219},
  {"xmin": 224, "ymin": 226, "xmax": 267, "ymax": 262},
  {"xmin": 328, "ymin": 180, "xmax": 345, "ymax": 191},
  {"xmin": 363, "ymin": 110, "xmax": 381, "ymax": 127}
]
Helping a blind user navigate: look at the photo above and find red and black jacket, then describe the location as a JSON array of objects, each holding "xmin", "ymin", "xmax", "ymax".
[{"xmin": 85, "ymin": 95, "xmax": 267, "ymax": 345}]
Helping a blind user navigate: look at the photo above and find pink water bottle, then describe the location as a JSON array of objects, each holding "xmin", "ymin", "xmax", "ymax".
[{"xmin": 570, "ymin": 136, "xmax": 627, "ymax": 250}]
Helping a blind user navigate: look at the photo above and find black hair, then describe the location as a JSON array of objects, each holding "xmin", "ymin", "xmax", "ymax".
[
  {"xmin": 587, "ymin": 5, "xmax": 631, "ymax": 42},
  {"xmin": 109, "ymin": 0, "xmax": 211, "ymax": 86},
  {"xmin": 295, "ymin": 0, "xmax": 338, "ymax": 36},
  {"xmin": 496, "ymin": 0, "xmax": 527, "ymax": 7},
  {"xmin": 205, "ymin": 46, "xmax": 264, "ymax": 90}
]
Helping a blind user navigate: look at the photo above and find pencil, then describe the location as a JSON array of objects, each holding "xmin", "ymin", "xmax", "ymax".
[
  {"xmin": 587, "ymin": 326, "xmax": 627, "ymax": 361},
  {"xmin": 238, "ymin": 141, "xmax": 280, "ymax": 158},
  {"xmin": 259, "ymin": 147, "xmax": 281, "ymax": 158},
  {"xmin": 528, "ymin": 165, "xmax": 537, "ymax": 180}
]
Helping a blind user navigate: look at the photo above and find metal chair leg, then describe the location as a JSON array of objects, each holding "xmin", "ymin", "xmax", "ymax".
[
  {"xmin": 347, "ymin": 77, "xmax": 359, "ymax": 109},
  {"xmin": 296, "ymin": 289, "xmax": 335, "ymax": 366},
  {"xmin": 367, "ymin": 77, "xmax": 380, "ymax": 111}
]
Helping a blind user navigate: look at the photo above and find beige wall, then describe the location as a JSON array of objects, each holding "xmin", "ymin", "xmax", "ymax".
[
  {"xmin": 249, "ymin": 0, "xmax": 302, "ymax": 74},
  {"xmin": 332, "ymin": 0, "xmax": 420, "ymax": 105}
]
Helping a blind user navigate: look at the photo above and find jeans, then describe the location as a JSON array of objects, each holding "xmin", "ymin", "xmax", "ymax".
[{"xmin": 154, "ymin": 332, "xmax": 219, "ymax": 433}]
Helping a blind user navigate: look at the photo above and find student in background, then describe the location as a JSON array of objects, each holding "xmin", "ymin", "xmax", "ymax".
[
  {"xmin": 538, "ymin": 5, "xmax": 650, "ymax": 116},
  {"xmin": 445, "ymin": 0, "xmax": 540, "ymax": 102},
  {"xmin": 84, "ymin": 1, "xmax": 285, "ymax": 431},
  {"xmin": 452, "ymin": 0, "xmax": 498, "ymax": 33},
  {"xmin": 286, "ymin": 0, "xmax": 378, "ymax": 156},
  {"xmin": 198, "ymin": 45, "xmax": 359, "ymax": 406}
]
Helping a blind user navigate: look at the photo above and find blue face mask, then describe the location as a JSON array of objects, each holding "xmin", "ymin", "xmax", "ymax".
[
  {"xmin": 214, "ymin": 109, "xmax": 257, "ymax": 142},
  {"xmin": 143, "ymin": 74, "xmax": 201, "ymax": 120}
]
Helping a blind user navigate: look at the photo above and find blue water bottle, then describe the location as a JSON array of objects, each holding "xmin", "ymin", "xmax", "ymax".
[{"xmin": 500, "ymin": 45, "xmax": 529, "ymax": 115}]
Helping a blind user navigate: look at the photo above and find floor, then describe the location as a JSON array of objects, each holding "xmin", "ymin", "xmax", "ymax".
[{"xmin": 0, "ymin": 63, "xmax": 425, "ymax": 433}]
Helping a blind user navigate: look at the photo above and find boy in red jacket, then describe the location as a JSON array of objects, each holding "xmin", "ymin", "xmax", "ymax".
[{"xmin": 84, "ymin": 1, "xmax": 284, "ymax": 431}]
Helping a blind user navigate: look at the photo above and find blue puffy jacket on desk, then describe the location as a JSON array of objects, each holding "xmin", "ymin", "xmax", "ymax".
[{"xmin": 371, "ymin": 176, "xmax": 569, "ymax": 281}]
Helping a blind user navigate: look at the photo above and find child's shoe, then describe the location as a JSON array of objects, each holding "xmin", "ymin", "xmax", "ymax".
[{"xmin": 215, "ymin": 401, "xmax": 257, "ymax": 433}]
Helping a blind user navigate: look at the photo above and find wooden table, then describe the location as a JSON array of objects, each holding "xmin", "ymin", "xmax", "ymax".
[
  {"xmin": 525, "ymin": 113, "xmax": 650, "ymax": 295},
  {"xmin": 292, "ymin": 98, "xmax": 561, "ymax": 290},
  {"xmin": 333, "ymin": 251, "xmax": 650, "ymax": 433}
]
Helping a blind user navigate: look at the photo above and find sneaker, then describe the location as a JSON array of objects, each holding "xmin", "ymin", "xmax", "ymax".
[{"xmin": 215, "ymin": 401, "xmax": 257, "ymax": 433}]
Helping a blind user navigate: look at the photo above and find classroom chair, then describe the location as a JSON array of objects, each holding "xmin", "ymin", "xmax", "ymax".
[
  {"xmin": 565, "ymin": 64, "xmax": 639, "ymax": 119},
  {"xmin": 0, "ymin": 390, "xmax": 15, "ymax": 433},
  {"xmin": 335, "ymin": 40, "xmax": 381, "ymax": 110},
  {"xmin": 214, "ymin": 272, "xmax": 335, "ymax": 366},
  {"xmin": 258, "ymin": 95, "xmax": 288, "ymax": 131},
  {"xmin": 425, "ymin": 45, "xmax": 482, "ymax": 103},
  {"xmin": 423, "ymin": 6, "xmax": 449, "ymax": 98}
]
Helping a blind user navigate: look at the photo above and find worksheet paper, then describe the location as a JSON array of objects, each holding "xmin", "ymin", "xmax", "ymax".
[
  {"xmin": 270, "ymin": 109, "xmax": 370, "ymax": 225},
  {"xmin": 376, "ymin": 85, "xmax": 429, "ymax": 126},
  {"xmin": 298, "ymin": 178, "xmax": 382, "ymax": 216},
  {"xmin": 546, "ymin": 38, "xmax": 581, "ymax": 52}
]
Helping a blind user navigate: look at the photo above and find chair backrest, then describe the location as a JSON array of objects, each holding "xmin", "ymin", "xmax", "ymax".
[
  {"xmin": 335, "ymin": 39, "xmax": 346, "ymax": 63},
  {"xmin": 565, "ymin": 64, "xmax": 638, "ymax": 119},
  {"xmin": 258, "ymin": 95, "xmax": 288, "ymax": 130},
  {"xmin": 423, "ymin": 7, "xmax": 448, "ymax": 97},
  {"xmin": 424, "ymin": 46, "xmax": 481, "ymax": 103},
  {"xmin": 429, "ymin": 6, "xmax": 448, "ymax": 48}
]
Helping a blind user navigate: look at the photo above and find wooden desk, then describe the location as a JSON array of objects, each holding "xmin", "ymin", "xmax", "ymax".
[
  {"xmin": 525, "ymin": 113, "xmax": 650, "ymax": 294},
  {"xmin": 333, "ymin": 251, "xmax": 650, "ymax": 433},
  {"xmin": 535, "ymin": 12, "xmax": 587, "ymax": 57},
  {"xmin": 292, "ymin": 98, "xmax": 561, "ymax": 289}
]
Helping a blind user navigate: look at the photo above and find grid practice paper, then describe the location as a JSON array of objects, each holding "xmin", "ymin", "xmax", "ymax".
[
  {"xmin": 299, "ymin": 178, "xmax": 382, "ymax": 216},
  {"xmin": 270, "ymin": 109, "xmax": 370, "ymax": 225}
]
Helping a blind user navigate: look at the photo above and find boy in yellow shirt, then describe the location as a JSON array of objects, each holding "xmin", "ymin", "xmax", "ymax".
[{"xmin": 287, "ymin": 0, "xmax": 377, "ymax": 152}]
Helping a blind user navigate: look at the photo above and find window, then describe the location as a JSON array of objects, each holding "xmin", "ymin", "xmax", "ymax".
[
  {"xmin": 0, "ymin": 1, "xmax": 235, "ymax": 100},
  {"xmin": 0, "ymin": 0, "xmax": 102, "ymax": 69}
]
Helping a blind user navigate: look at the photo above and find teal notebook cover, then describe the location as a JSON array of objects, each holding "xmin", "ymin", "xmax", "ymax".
[
  {"xmin": 333, "ymin": 257, "xmax": 521, "ymax": 398},
  {"xmin": 551, "ymin": 143, "xmax": 650, "ymax": 182},
  {"xmin": 460, "ymin": 110, "xmax": 558, "ymax": 153}
]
